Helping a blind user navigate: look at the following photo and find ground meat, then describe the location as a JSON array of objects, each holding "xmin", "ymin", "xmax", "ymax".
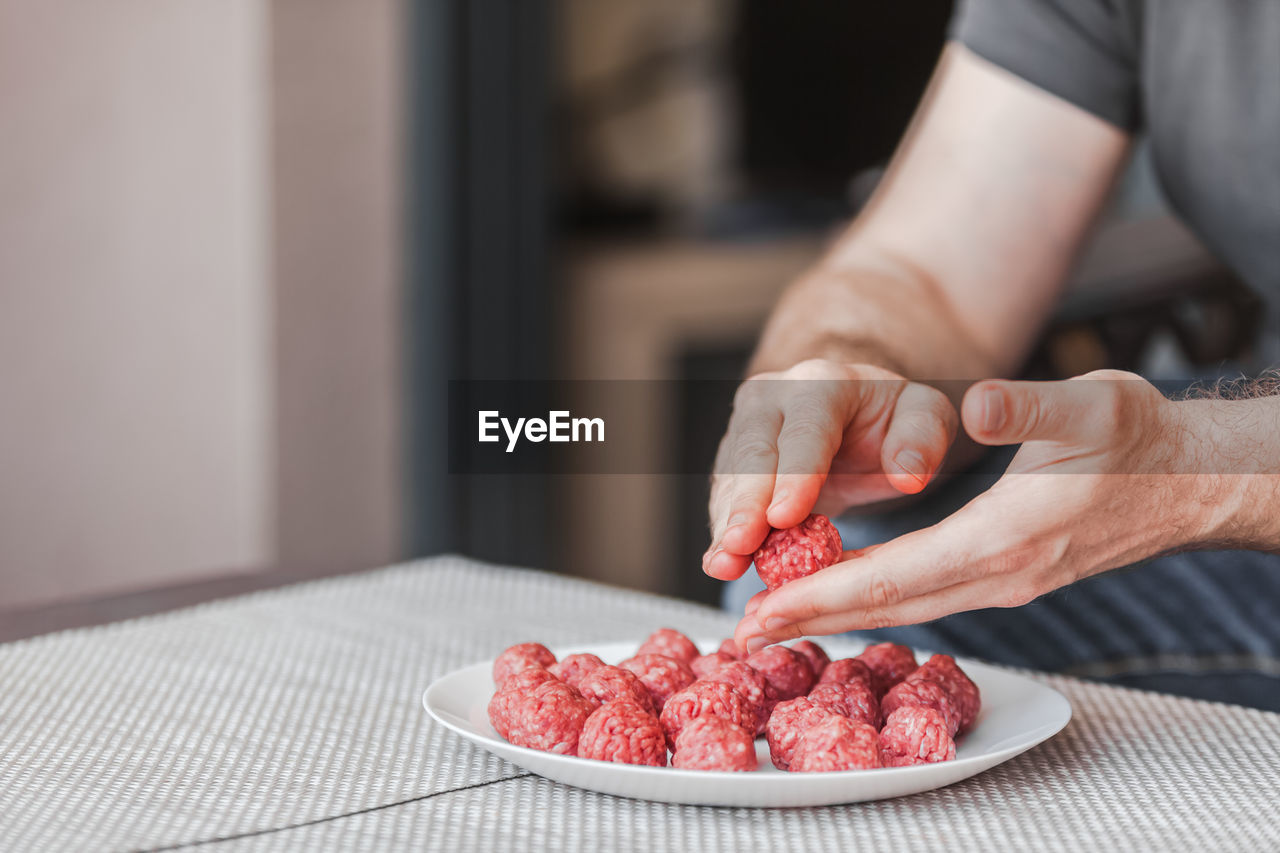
[
  {"xmin": 635, "ymin": 628, "xmax": 700, "ymax": 664},
  {"xmin": 659, "ymin": 681, "xmax": 754, "ymax": 750},
  {"xmin": 576, "ymin": 665, "xmax": 656, "ymax": 715},
  {"xmin": 717, "ymin": 638, "xmax": 743, "ymax": 660},
  {"xmin": 790, "ymin": 640, "xmax": 831, "ymax": 678},
  {"xmin": 765, "ymin": 696, "xmax": 838, "ymax": 770},
  {"xmin": 504, "ymin": 681, "xmax": 595, "ymax": 756},
  {"xmin": 492, "ymin": 642, "xmax": 557, "ymax": 687},
  {"xmin": 908, "ymin": 654, "xmax": 982, "ymax": 733},
  {"xmin": 878, "ymin": 706, "xmax": 957, "ymax": 767},
  {"xmin": 697, "ymin": 660, "xmax": 771, "ymax": 735},
  {"xmin": 752, "ymin": 514, "xmax": 843, "ymax": 591},
  {"xmin": 881, "ymin": 678, "xmax": 961, "ymax": 737},
  {"xmin": 746, "ymin": 645, "xmax": 815, "ymax": 702},
  {"xmin": 855, "ymin": 642, "xmax": 918, "ymax": 698},
  {"xmin": 618, "ymin": 654, "xmax": 696, "ymax": 712},
  {"xmin": 671, "ymin": 716, "xmax": 758, "ymax": 771},
  {"xmin": 487, "ymin": 667, "xmax": 560, "ymax": 740},
  {"xmin": 690, "ymin": 651, "xmax": 736, "ymax": 680},
  {"xmin": 807, "ymin": 680, "xmax": 880, "ymax": 729},
  {"xmin": 548, "ymin": 653, "xmax": 606, "ymax": 689},
  {"xmin": 577, "ymin": 700, "xmax": 667, "ymax": 767},
  {"xmin": 816, "ymin": 658, "xmax": 875, "ymax": 690},
  {"xmin": 789, "ymin": 716, "xmax": 882, "ymax": 772}
]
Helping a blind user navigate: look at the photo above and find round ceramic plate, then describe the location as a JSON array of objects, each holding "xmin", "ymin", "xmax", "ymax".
[{"xmin": 423, "ymin": 639, "xmax": 1070, "ymax": 807}]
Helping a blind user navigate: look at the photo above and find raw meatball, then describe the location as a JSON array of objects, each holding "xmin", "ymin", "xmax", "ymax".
[
  {"xmin": 618, "ymin": 654, "xmax": 696, "ymax": 712},
  {"xmin": 577, "ymin": 665, "xmax": 656, "ymax": 715},
  {"xmin": 752, "ymin": 514, "xmax": 843, "ymax": 590},
  {"xmin": 698, "ymin": 660, "xmax": 771, "ymax": 735},
  {"xmin": 492, "ymin": 642, "xmax": 556, "ymax": 687},
  {"xmin": 578, "ymin": 700, "xmax": 667, "ymax": 767},
  {"xmin": 817, "ymin": 658, "xmax": 875, "ymax": 690},
  {"xmin": 790, "ymin": 716, "xmax": 882, "ymax": 772},
  {"xmin": 807, "ymin": 680, "xmax": 880, "ymax": 729},
  {"xmin": 881, "ymin": 678, "xmax": 960, "ymax": 737},
  {"xmin": 548, "ymin": 653, "xmax": 606, "ymax": 689},
  {"xmin": 717, "ymin": 638, "xmax": 744, "ymax": 660},
  {"xmin": 636, "ymin": 628, "xmax": 700, "ymax": 664},
  {"xmin": 790, "ymin": 640, "xmax": 831, "ymax": 678},
  {"xmin": 487, "ymin": 667, "xmax": 559, "ymax": 740},
  {"xmin": 908, "ymin": 654, "xmax": 982, "ymax": 733},
  {"xmin": 747, "ymin": 645, "xmax": 815, "ymax": 702},
  {"xmin": 671, "ymin": 716, "xmax": 757, "ymax": 772},
  {"xmin": 765, "ymin": 696, "xmax": 838, "ymax": 771},
  {"xmin": 879, "ymin": 706, "xmax": 957, "ymax": 767},
  {"xmin": 659, "ymin": 681, "xmax": 753, "ymax": 750},
  {"xmin": 505, "ymin": 681, "xmax": 595, "ymax": 756},
  {"xmin": 855, "ymin": 642, "xmax": 918, "ymax": 698},
  {"xmin": 690, "ymin": 651, "xmax": 736, "ymax": 680}
]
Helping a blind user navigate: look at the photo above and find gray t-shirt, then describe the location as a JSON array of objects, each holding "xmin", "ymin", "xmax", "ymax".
[{"xmin": 953, "ymin": 0, "xmax": 1280, "ymax": 362}]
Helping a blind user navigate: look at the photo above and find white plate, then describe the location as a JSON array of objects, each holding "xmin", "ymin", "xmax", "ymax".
[{"xmin": 423, "ymin": 639, "xmax": 1071, "ymax": 807}]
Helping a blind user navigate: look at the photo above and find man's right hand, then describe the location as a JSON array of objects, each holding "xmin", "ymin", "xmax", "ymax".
[{"xmin": 702, "ymin": 359, "xmax": 959, "ymax": 582}]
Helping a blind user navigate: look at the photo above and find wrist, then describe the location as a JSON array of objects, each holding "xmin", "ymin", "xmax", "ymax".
[{"xmin": 1167, "ymin": 398, "xmax": 1280, "ymax": 551}]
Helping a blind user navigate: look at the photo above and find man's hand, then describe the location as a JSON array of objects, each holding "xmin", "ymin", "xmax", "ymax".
[
  {"xmin": 735, "ymin": 370, "xmax": 1269, "ymax": 652},
  {"xmin": 703, "ymin": 359, "xmax": 959, "ymax": 583}
]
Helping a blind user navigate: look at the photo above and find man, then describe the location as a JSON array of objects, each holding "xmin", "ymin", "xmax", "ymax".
[{"xmin": 705, "ymin": 1, "xmax": 1280, "ymax": 708}]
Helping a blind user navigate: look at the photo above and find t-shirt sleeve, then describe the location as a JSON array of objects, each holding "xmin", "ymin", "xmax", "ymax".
[{"xmin": 950, "ymin": 0, "xmax": 1142, "ymax": 130}]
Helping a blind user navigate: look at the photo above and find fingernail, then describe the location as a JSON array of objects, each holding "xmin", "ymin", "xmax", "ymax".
[
  {"xmin": 761, "ymin": 615, "xmax": 790, "ymax": 632},
  {"xmin": 703, "ymin": 547, "xmax": 723, "ymax": 570},
  {"xmin": 745, "ymin": 635, "xmax": 769, "ymax": 654},
  {"xmin": 744, "ymin": 597, "xmax": 762, "ymax": 616},
  {"xmin": 727, "ymin": 512, "xmax": 749, "ymax": 529},
  {"xmin": 893, "ymin": 449, "xmax": 926, "ymax": 482},
  {"xmin": 768, "ymin": 490, "xmax": 791, "ymax": 512},
  {"xmin": 981, "ymin": 388, "xmax": 1006, "ymax": 433}
]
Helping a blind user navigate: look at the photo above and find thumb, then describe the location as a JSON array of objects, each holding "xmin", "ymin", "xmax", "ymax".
[{"xmin": 961, "ymin": 378, "xmax": 1093, "ymax": 445}]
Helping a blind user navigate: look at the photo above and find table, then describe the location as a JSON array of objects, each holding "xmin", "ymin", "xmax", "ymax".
[{"xmin": 2, "ymin": 556, "xmax": 1277, "ymax": 851}]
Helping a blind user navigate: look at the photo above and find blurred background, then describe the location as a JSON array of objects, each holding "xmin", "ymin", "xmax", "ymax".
[{"xmin": 1, "ymin": 0, "xmax": 1261, "ymax": 633}]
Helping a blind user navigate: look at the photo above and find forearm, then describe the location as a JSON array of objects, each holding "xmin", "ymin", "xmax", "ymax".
[{"xmin": 748, "ymin": 45, "xmax": 1130, "ymax": 383}]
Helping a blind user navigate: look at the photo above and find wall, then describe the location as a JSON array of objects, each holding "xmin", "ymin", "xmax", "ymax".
[{"xmin": 0, "ymin": 0, "xmax": 403, "ymax": 610}]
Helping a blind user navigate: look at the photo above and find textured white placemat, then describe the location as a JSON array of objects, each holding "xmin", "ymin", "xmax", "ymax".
[{"xmin": 1, "ymin": 556, "xmax": 1276, "ymax": 852}]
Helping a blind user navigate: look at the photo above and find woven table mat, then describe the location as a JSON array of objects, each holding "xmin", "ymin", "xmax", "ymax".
[{"xmin": 1, "ymin": 556, "xmax": 1276, "ymax": 852}]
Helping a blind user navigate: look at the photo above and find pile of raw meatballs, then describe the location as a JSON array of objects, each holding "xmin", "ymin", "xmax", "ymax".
[
  {"xmin": 486, "ymin": 514, "xmax": 979, "ymax": 771},
  {"xmin": 487, "ymin": 630, "xmax": 979, "ymax": 772}
]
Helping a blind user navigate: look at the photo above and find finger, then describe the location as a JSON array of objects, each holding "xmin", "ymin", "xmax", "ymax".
[
  {"xmin": 705, "ymin": 398, "xmax": 783, "ymax": 571},
  {"xmin": 744, "ymin": 589, "xmax": 770, "ymax": 616},
  {"xmin": 962, "ymin": 373, "xmax": 1141, "ymax": 446},
  {"xmin": 767, "ymin": 386, "xmax": 844, "ymax": 528},
  {"xmin": 734, "ymin": 611, "xmax": 766, "ymax": 654},
  {"xmin": 720, "ymin": 474, "xmax": 776, "ymax": 555},
  {"xmin": 879, "ymin": 383, "xmax": 958, "ymax": 495},
  {"xmin": 741, "ymin": 573, "xmax": 1037, "ymax": 644},
  {"xmin": 704, "ymin": 472, "xmax": 774, "ymax": 580},
  {"xmin": 706, "ymin": 384, "xmax": 783, "ymax": 537},
  {"xmin": 705, "ymin": 549, "xmax": 755, "ymax": 582}
]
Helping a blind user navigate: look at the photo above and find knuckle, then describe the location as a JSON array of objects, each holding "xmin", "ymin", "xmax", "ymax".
[
  {"xmin": 865, "ymin": 574, "xmax": 902, "ymax": 611},
  {"xmin": 857, "ymin": 608, "xmax": 898, "ymax": 630},
  {"xmin": 777, "ymin": 416, "xmax": 834, "ymax": 452},
  {"xmin": 732, "ymin": 436, "xmax": 777, "ymax": 468},
  {"xmin": 733, "ymin": 377, "xmax": 769, "ymax": 409}
]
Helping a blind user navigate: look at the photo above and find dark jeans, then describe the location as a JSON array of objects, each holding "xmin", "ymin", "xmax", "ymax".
[{"xmin": 724, "ymin": 449, "xmax": 1280, "ymax": 712}]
